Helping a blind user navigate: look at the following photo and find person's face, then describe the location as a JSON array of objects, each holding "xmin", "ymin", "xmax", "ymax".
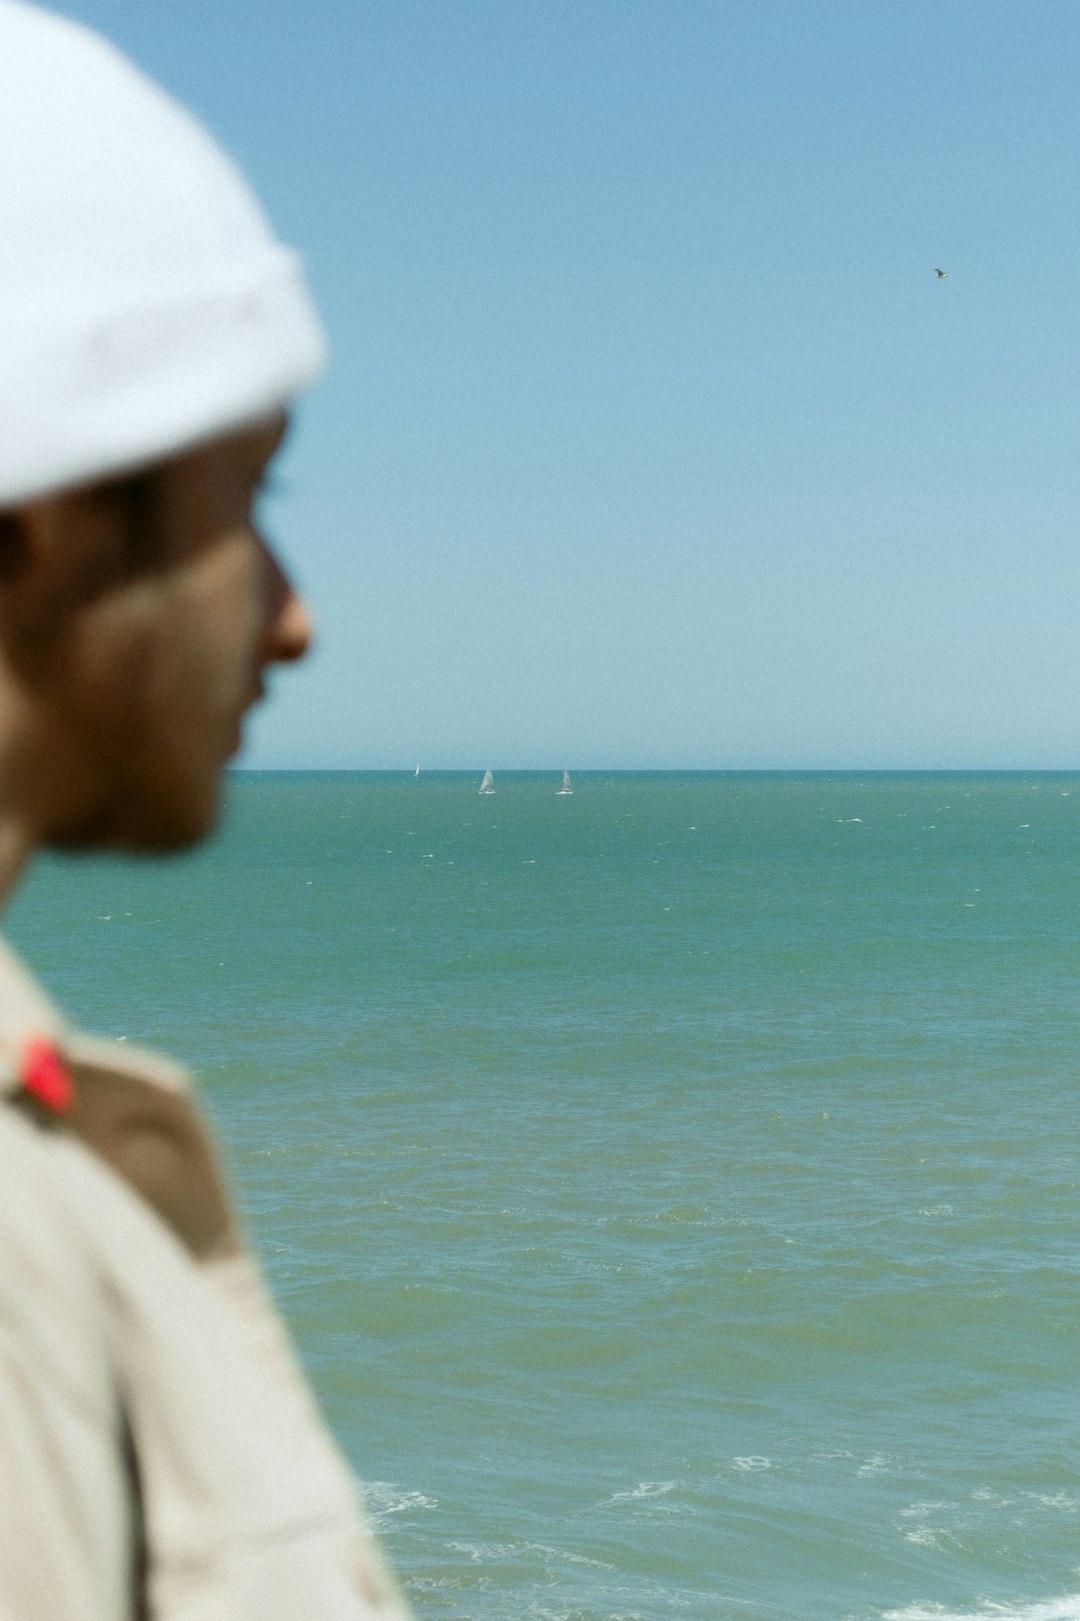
[{"xmin": 0, "ymin": 414, "xmax": 311, "ymax": 851}]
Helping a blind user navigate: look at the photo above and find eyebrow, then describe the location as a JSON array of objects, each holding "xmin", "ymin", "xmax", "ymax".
[{"xmin": 267, "ymin": 411, "xmax": 291, "ymax": 456}]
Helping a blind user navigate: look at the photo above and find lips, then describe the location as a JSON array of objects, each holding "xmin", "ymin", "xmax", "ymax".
[{"xmin": 227, "ymin": 679, "xmax": 265, "ymax": 755}]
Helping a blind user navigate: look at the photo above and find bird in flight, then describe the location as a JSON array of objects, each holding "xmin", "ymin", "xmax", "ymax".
[{"xmin": 934, "ymin": 268, "xmax": 947, "ymax": 278}]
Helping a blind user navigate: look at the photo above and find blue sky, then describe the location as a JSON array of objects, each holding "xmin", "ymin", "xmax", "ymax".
[{"xmin": 59, "ymin": 0, "xmax": 1080, "ymax": 768}]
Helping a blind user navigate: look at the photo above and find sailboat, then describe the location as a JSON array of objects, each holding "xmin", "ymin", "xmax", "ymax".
[
  {"xmin": 479, "ymin": 768, "xmax": 495, "ymax": 796},
  {"xmin": 414, "ymin": 764, "xmax": 421, "ymax": 778},
  {"xmin": 556, "ymin": 768, "xmax": 573, "ymax": 796}
]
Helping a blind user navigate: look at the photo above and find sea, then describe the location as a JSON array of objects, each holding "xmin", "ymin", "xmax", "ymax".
[{"xmin": 7, "ymin": 771, "xmax": 1080, "ymax": 1621}]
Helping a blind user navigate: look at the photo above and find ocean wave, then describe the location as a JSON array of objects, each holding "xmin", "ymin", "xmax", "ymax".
[
  {"xmin": 362, "ymin": 1481, "xmax": 438, "ymax": 1519},
  {"xmin": 882, "ymin": 1597, "xmax": 1080, "ymax": 1621},
  {"xmin": 600, "ymin": 1480, "xmax": 678, "ymax": 1505},
  {"xmin": 445, "ymin": 1539, "xmax": 614, "ymax": 1570}
]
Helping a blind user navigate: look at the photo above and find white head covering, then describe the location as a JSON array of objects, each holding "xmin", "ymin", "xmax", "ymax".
[{"xmin": 0, "ymin": 0, "xmax": 326, "ymax": 506}]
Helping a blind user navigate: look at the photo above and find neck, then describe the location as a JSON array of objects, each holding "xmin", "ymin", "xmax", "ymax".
[
  {"xmin": 0, "ymin": 695, "xmax": 48, "ymax": 910},
  {"xmin": 0, "ymin": 814, "xmax": 33, "ymax": 911}
]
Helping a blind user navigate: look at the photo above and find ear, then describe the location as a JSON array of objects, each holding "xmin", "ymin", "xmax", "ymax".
[
  {"xmin": 0, "ymin": 486, "xmax": 138, "ymax": 609},
  {"xmin": 0, "ymin": 511, "xmax": 32, "ymax": 580},
  {"xmin": 0, "ymin": 499, "xmax": 76, "ymax": 581},
  {"xmin": 0, "ymin": 502, "xmax": 68, "ymax": 670},
  {"xmin": 0, "ymin": 493, "xmax": 125, "ymax": 670}
]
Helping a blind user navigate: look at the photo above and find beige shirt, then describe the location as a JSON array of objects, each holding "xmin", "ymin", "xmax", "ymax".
[{"xmin": 0, "ymin": 939, "xmax": 413, "ymax": 1621}]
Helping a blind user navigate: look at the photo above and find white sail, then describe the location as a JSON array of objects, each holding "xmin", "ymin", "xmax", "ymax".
[
  {"xmin": 479, "ymin": 769, "xmax": 495, "ymax": 795},
  {"xmin": 556, "ymin": 768, "xmax": 573, "ymax": 795},
  {"xmin": 414, "ymin": 764, "xmax": 421, "ymax": 777}
]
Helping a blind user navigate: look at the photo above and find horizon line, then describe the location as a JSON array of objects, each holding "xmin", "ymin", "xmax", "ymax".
[{"xmin": 230, "ymin": 765, "xmax": 1080, "ymax": 776}]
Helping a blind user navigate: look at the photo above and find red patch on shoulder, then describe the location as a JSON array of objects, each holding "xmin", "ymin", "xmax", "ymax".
[{"xmin": 20, "ymin": 1038, "xmax": 75, "ymax": 1115}]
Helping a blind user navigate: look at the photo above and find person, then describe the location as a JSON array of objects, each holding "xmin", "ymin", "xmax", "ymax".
[{"xmin": 0, "ymin": 3, "xmax": 413, "ymax": 1616}]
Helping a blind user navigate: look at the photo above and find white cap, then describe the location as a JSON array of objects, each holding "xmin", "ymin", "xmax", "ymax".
[{"xmin": 0, "ymin": 0, "xmax": 327, "ymax": 506}]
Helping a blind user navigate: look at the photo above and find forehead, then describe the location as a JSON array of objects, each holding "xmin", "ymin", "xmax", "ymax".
[
  {"xmin": 199, "ymin": 411, "xmax": 290, "ymax": 474},
  {"xmin": 153, "ymin": 411, "xmax": 289, "ymax": 508}
]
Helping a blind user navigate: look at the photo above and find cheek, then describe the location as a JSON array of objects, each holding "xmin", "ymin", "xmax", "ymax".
[
  {"xmin": 191, "ymin": 537, "xmax": 267, "ymax": 680},
  {"xmin": 64, "ymin": 538, "xmax": 263, "ymax": 742},
  {"xmin": 65, "ymin": 582, "xmax": 178, "ymax": 736}
]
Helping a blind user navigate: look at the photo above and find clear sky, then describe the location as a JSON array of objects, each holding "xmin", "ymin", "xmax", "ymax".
[{"xmin": 56, "ymin": 0, "xmax": 1080, "ymax": 768}]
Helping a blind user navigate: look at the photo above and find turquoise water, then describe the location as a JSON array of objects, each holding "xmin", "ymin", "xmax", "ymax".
[{"xmin": 8, "ymin": 772, "xmax": 1080, "ymax": 1621}]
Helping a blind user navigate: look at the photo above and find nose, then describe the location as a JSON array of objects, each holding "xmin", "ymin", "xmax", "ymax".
[{"xmin": 260, "ymin": 539, "xmax": 313, "ymax": 665}]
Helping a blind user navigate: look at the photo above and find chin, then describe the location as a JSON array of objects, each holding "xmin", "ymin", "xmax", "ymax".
[{"xmin": 47, "ymin": 765, "xmax": 224, "ymax": 855}]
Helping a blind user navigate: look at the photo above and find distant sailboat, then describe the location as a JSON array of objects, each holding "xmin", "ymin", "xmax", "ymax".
[
  {"xmin": 414, "ymin": 764, "xmax": 421, "ymax": 777},
  {"xmin": 479, "ymin": 768, "xmax": 495, "ymax": 796},
  {"xmin": 556, "ymin": 768, "xmax": 573, "ymax": 796}
]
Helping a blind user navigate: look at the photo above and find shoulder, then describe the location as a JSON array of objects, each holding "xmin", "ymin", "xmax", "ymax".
[
  {"xmin": 0, "ymin": 932, "xmax": 238, "ymax": 1261},
  {"xmin": 65, "ymin": 1033, "xmax": 239, "ymax": 1260}
]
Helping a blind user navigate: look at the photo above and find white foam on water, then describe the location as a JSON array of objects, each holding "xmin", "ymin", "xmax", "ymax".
[
  {"xmin": 521, "ymin": 1610, "xmax": 648, "ymax": 1621},
  {"xmin": 363, "ymin": 1481, "xmax": 438, "ymax": 1518},
  {"xmin": 903, "ymin": 1526, "xmax": 961, "ymax": 1550},
  {"xmin": 731, "ymin": 1456, "xmax": 772, "ymax": 1472},
  {"xmin": 523, "ymin": 1542, "xmax": 615, "ymax": 1570},
  {"xmin": 446, "ymin": 1538, "xmax": 613, "ymax": 1569},
  {"xmin": 605, "ymin": 1479, "xmax": 678, "ymax": 1503},
  {"xmin": 446, "ymin": 1540, "xmax": 514, "ymax": 1562},
  {"xmin": 882, "ymin": 1596, "xmax": 1080, "ymax": 1621}
]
